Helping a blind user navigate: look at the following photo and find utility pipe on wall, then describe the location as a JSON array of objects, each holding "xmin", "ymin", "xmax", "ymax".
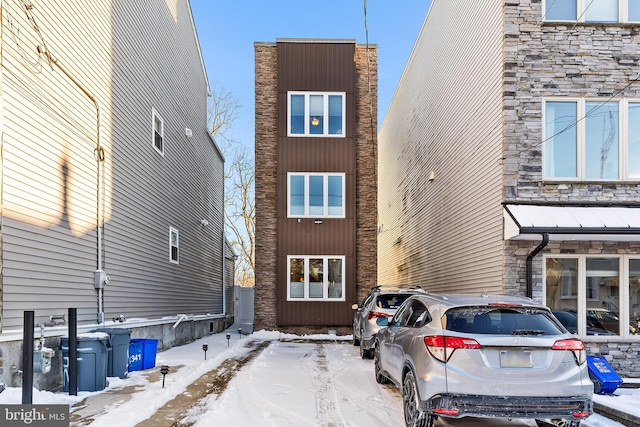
[
  {"xmin": 526, "ymin": 233, "xmax": 549, "ymax": 299},
  {"xmin": 36, "ymin": 46, "xmax": 106, "ymax": 322}
]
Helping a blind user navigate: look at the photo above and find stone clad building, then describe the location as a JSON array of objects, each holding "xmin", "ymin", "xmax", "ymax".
[
  {"xmin": 254, "ymin": 39, "xmax": 377, "ymax": 334},
  {"xmin": 378, "ymin": 0, "xmax": 640, "ymax": 375}
]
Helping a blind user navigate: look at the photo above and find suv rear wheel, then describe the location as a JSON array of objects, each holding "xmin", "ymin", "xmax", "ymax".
[
  {"xmin": 359, "ymin": 331, "xmax": 373, "ymax": 359},
  {"xmin": 402, "ymin": 370, "xmax": 434, "ymax": 427},
  {"xmin": 374, "ymin": 344, "xmax": 390, "ymax": 384},
  {"xmin": 351, "ymin": 326, "xmax": 360, "ymax": 346}
]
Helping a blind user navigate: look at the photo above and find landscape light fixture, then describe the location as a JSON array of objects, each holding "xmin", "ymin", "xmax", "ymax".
[
  {"xmin": 226, "ymin": 333, "xmax": 231, "ymax": 346},
  {"xmin": 160, "ymin": 365, "xmax": 170, "ymax": 388},
  {"xmin": 202, "ymin": 343, "xmax": 208, "ymax": 360},
  {"xmin": 238, "ymin": 327, "xmax": 242, "ymax": 337}
]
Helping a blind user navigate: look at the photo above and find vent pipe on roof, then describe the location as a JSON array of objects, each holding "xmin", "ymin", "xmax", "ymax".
[{"xmin": 526, "ymin": 233, "xmax": 549, "ymax": 299}]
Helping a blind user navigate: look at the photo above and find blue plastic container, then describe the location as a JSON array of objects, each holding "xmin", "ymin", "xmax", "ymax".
[
  {"xmin": 92, "ymin": 328, "xmax": 131, "ymax": 378},
  {"xmin": 128, "ymin": 340, "xmax": 144, "ymax": 371},
  {"xmin": 587, "ymin": 355, "xmax": 623, "ymax": 394},
  {"xmin": 60, "ymin": 335, "xmax": 109, "ymax": 392},
  {"xmin": 128, "ymin": 339, "xmax": 158, "ymax": 371}
]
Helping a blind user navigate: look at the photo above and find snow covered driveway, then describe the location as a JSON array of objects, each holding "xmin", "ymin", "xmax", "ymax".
[
  {"xmin": 186, "ymin": 338, "xmax": 542, "ymax": 427},
  {"xmin": 0, "ymin": 331, "xmax": 625, "ymax": 426}
]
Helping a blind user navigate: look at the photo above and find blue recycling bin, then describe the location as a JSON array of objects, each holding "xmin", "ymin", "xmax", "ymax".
[
  {"xmin": 60, "ymin": 334, "xmax": 110, "ymax": 392},
  {"xmin": 92, "ymin": 328, "xmax": 131, "ymax": 378},
  {"xmin": 587, "ymin": 355, "xmax": 623, "ymax": 394},
  {"xmin": 128, "ymin": 339, "xmax": 158, "ymax": 371}
]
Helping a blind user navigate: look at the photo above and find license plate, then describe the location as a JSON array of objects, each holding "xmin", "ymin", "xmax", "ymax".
[{"xmin": 500, "ymin": 350, "xmax": 533, "ymax": 368}]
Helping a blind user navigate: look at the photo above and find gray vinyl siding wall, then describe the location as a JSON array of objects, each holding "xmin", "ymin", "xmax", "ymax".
[
  {"xmin": 0, "ymin": 0, "xmax": 224, "ymax": 329},
  {"xmin": 105, "ymin": 0, "xmax": 224, "ymax": 320},
  {"xmin": 377, "ymin": 0, "xmax": 505, "ymax": 293}
]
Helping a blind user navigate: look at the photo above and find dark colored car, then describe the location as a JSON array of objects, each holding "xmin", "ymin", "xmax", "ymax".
[
  {"xmin": 553, "ymin": 309, "xmax": 616, "ymax": 336},
  {"xmin": 375, "ymin": 293, "xmax": 593, "ymax": 427},
  {"xmin": 351, "ymin": 286, "xmax": 425, "ymax": 358}
]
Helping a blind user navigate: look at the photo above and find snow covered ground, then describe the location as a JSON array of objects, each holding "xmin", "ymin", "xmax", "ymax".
[{"xmin": 0, "ymin": 329, "xmax": 635, "ymax": 426}]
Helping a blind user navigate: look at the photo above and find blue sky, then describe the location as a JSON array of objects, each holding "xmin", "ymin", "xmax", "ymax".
[{"xmin": 189, "ymin": 0, "xmax": 432, "ymax": 149}]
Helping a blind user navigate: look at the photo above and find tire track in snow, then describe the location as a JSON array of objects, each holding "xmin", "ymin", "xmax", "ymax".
[{"xmin": 311, "ymin": 343, "xmax": 343, "ymax": 427}]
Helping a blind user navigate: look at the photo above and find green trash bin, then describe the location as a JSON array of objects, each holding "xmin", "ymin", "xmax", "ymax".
[
  {"xmin": 92, "ymin": 328, "xmax": 131, "ymax": 378},
  {"xmin": 60, "ymin": 334, "xmax": 109, "ymax": 392}
]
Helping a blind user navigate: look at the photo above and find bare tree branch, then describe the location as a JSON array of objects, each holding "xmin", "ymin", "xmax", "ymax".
[
  {"xmin": 207, "ymin": 83, "xmax": 254, "ymax": 287},
  {"xmin": 208, "ymin": 81, "xmax": 241, "ymax": 155}
]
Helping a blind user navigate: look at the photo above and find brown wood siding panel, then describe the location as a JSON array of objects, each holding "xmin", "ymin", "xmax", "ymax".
[
  {"xmin": 278, "ymin": 139, "xmax": 355, "ymax": 173},
  {"xmin": 277, "ymin": 43, "xmax": 355, "ymax": 93},
  {"xmin": 277, "ymin": 219, "xmax": 355, "ymax": 257},
  {"xmin": 274, "ymin": 41, "xmax": 358, "ymax": 327}
]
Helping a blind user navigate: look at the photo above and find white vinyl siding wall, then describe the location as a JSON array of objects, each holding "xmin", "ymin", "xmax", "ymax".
[
  {"xmin": 0, "ymin": 0, "xmax": 224, "ymax": 329},
  {"xmin": 1, "ymin": 0, "xmax": 114, "ymax": 328},
  {"xmin": 377, "ymin": 0, "xmax": 505, "ymax": 293}
]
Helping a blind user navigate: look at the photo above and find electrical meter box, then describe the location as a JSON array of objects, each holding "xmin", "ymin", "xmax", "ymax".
[
  {"xmin": 34, "ymin": 346, "xmax": 55, "ymax": 374},
  {"xmin": 94, "ymin": 269, "xmax": 110, "ymax": 289}
]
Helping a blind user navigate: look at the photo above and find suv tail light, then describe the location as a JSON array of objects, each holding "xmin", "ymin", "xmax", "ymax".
[
  {"xmin": 423, "ymin": 336, "xmax": 482, "ymax": 363},
  {"xmin": 552, "ymin": 338, "xmax": 586, "ymax": 365},
  {"xmin": 367, "ymin": 311, "xmax": 392, "ymax": 320}
]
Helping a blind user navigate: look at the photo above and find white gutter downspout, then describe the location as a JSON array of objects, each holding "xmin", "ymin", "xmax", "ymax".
[{"xmin": 37, "ymin": 46, "xmax": 106, "ymax": 322}]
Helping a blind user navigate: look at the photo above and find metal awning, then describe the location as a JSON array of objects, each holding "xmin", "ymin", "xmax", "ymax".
[{"xmin": 503, "ymin": 204, "xmax": 640, "ymax": 241}]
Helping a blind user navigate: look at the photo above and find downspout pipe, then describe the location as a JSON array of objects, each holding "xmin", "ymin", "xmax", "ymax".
[{"xmin": 526, "ymin": 233, "xmax": 549, "ymax": 299}]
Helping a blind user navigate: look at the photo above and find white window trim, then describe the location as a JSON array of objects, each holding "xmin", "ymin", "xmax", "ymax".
[
  {"xmin": 152, "ymin": 108, "xmax": 165, "ymax": 156},
  {"xmin": 542, "ymin": 254, "xmax": 640, "ymax": 339},
  {"xmin": 543, "ymin": 0, "xmax": 638, "ymax": 23},
  {"xmin": 542, "ymin": 97, "xmax": 640, "ymax": 181},
  {"xmin": 287, "ymin": 255, "xmax": 346, "ymax": 301},
  {"xmin": 287, "ymin": 172, "xmax": 346, "ymax": 218},
  {"xmin": 169, "ymin": 226, "xmax": 179, "ymax": 264},
  {"xmin": 287, "ymin": 91, "xmax": 346, "ymax": 137}
]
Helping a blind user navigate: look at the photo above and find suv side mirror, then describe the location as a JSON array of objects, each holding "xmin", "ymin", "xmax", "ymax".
[{"xmin": 376, "ymin": 317, "xmax": 389, "ymax": 327}]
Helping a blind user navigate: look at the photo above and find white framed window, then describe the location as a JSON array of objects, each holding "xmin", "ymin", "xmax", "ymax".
[
  {"xmin": 543, "ymin": 255, "xmax": 640, "ymax": 338},
  {"xmin": 287, "ymin": 255, "xmax": 345, "ymax": 301},
  {"xmin": 543, "ymin": 0, "xmax": 640, "ymax": 22},
  {"xmin": 288, "ymin": 92, "xmax": 345, "ymax": 137},
  {"xmin": 152, "ymin": 108, "xmax": 164, "ymax": 155},
  {"xmin": 543, "ymin": 98, "xmax": 640, "ymax": 180},
  {"xmin": 544, "ymin": 0, "xmax": 640, "ymax": 22},
  {"xmin": 169, "ymin": 226, "xmax": 179, "ymax": 264},
  {"xmin": 288, "ymin": 172, "xmax": 345, "ymax": 218}
]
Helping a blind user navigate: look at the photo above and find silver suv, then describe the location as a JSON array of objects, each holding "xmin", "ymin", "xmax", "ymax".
[
  {"xmin": 351, "ymin": 286, "xmax": 424, "ymax": 359},
  {"xmin": 374, "ymin": 293, "xmax": 593, "ymax": 427}
]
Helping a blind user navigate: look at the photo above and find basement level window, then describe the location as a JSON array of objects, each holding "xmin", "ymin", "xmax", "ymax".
[{"xmin": 288, "ymin": 255, "xmax": 345, "ymax": 301}]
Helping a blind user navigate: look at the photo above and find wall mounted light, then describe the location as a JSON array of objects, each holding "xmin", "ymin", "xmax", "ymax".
[
  {"xmin": 311, "ymin": 117, "xmax": 320, "ymax": 126},
  {"xmin": 314, "ymin": 219, "xmax": 323, "ymax": 224},
  {"xmin": 185, "ymin": 128, "xmax": 193, "ymax": 138},
  {"xmin": 428, "ymin": 171, "xmax": 435, "ymax": 182},
  {"xmin": 200, "ymin": 219, "xmax": 209, "ymax": 226}
]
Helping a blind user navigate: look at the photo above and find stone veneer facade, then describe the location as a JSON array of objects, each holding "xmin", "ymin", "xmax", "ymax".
[
  {"xmin": 254, "ymin": 43, "xmax": 279, "ymax": 333},
  {"xmin": 254, "ymin": 42, "xmax": 378, "ymax": 334},
  {"xmin": 503, "ymin": 1, "xmax": 640, "ymax": 376}
]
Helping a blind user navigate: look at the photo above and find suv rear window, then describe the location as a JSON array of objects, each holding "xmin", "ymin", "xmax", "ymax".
[
  {"xmin": 376, "ymin": 294, "xmax": 410, "ymax": 309},
  {"xmin": 444, "ymin": 306, "xmax": 564, "ymax": 335}
]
